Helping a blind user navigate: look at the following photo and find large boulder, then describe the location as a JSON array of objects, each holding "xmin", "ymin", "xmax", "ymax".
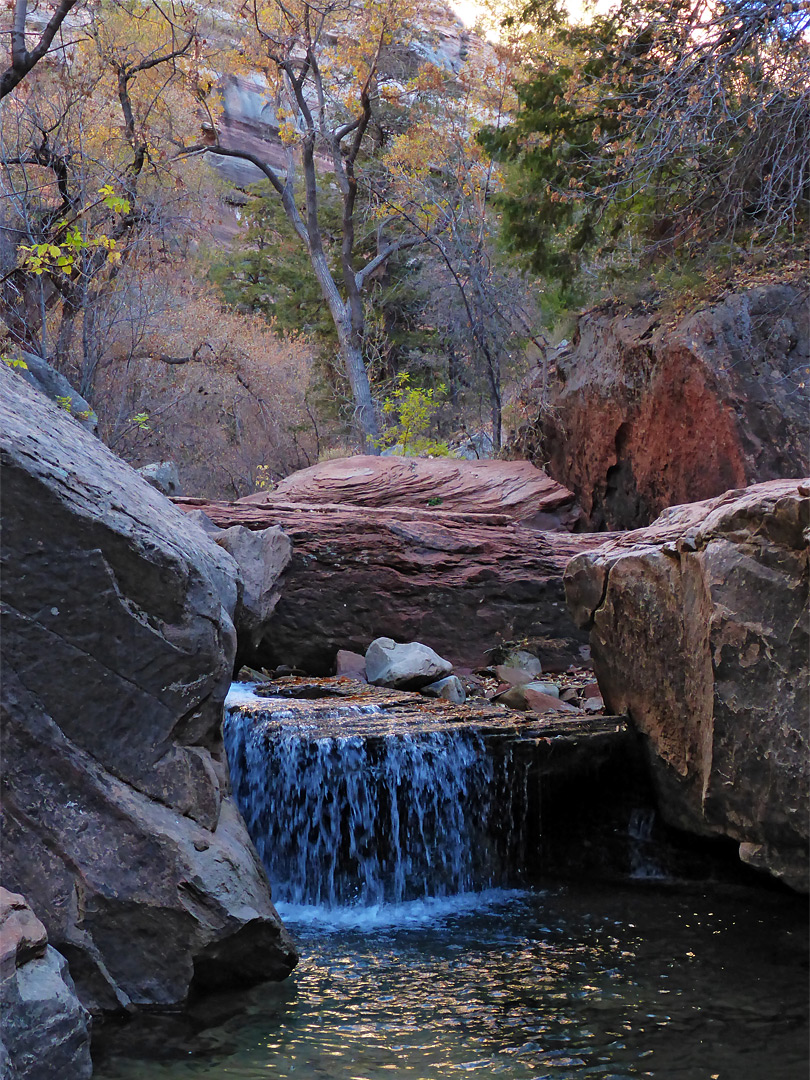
[
  {"xmin": 0, "ymin": 889, "xmax": 92, "ymax": 1080},
  {"xmin": 564, "ymin": 478, "xmax": 809, "ymax": 889},
  {"xmin": 365, "ymin": 637, "xmax": 453, "ymax": 689},
  {"xmin": 512, "ymin": 283, "xmax": 809, "ymax": 529},
  {"xmin": 0, "ymin": 366, "xmax": 297, "ymax": 1015},
  {"xmin": 174, "ymin": 498, "xmax": 611, "ymax": 673},
  {"xmin": 245, "ymin": 455, "xmax": 582, "ymax": 529}
]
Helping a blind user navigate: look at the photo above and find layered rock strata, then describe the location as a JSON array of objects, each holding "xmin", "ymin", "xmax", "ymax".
[
  {"xmin": 565, "ymin": 478, "xmax": 809, "ymax": 889},
  {"xmin": 176, "ymin": 498, "xmax": 610, "ymax": 673},
  {"xmin": 0, "ymin": 367, "xmax": 297, "ymax": 1016},
  {"xmin": 514, "ymin": 283, "xmax": 809, "ymax": 529},
  {"xmin": 247, "ymin": 454, "xmax": 582, "ymax": 530}
]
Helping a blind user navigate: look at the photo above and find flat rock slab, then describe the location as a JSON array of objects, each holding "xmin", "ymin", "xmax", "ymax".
[
  {"xmin": 176, "ymin": 499, "xmax": 612, "ymax": 673},
  {"xmin": 241, "ymin": 455, "xmax": 581, "ymax": 528},
  {"xmin": 227, "ymin": 679, "xmax": 628, "ymax": 746}
]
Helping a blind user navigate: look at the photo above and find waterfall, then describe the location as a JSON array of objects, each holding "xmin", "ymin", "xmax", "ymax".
[
  {"xmin": 224, "ymin": 691, "xmax": 531, "ymax": 908},
  {"xmin": 628, "ymin": 807, "xmax": 665, "ymax": 880}
]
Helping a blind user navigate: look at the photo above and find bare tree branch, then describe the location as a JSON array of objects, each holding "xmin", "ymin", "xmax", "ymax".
[{"xmin": 1, "ymin": 0, "xmax": 80, "ymax": 100}]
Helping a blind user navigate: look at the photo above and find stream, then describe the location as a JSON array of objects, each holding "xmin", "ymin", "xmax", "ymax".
[{"xmin": 93, "ymin": 686, "xmax": 809, "ymax": 1080}]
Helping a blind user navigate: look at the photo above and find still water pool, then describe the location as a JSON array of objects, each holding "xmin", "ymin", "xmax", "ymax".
[{"xmin": 94, "ymin": 882, "xmax": 808, "ymax": 1080}]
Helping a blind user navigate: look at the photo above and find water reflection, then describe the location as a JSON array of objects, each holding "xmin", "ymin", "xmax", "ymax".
[{"xmin": 94, "ymin": 882, "xmax": 808, "ymax": 1080}]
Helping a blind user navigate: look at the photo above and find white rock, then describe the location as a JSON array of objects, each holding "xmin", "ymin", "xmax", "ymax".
[
  {"xmin": 523, "ymin": 680, "xmax": 560, "ymax": 699},
  {"xmin": 365, "ymin": 637, "xmax": 453, "ymax": 689}
]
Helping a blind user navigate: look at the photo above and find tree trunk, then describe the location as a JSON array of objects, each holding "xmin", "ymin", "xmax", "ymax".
[
  {"xmin": 341, "ymin": 336, "xmax": 379, "ymax": 450},
  {"xmin": 307, "ymin": 245, "xmax": 380, "ymax": 450}
]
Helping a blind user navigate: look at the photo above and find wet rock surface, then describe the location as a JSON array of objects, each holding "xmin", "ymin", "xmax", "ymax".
[
  {"xmin": 0, "ymin": 367, "xmax": 297, "ymax": 1015},
  {"xmin": 228, "ymin": 677, "xmax": 629, "ymax": 751},
  {"xmin": 0, "ymin": 889, "xmax": 92, "ymax": 1080},
  {"xmin": 513, "ymin": 283, "xmax": 809, "ymax": 529},
  {"xmin": 174, "ymin": 497, "xmax": 609, "ymax": 673},
  {"xmin": 565, "ymin": 477, "xmax": 810, "ymax": 890}
]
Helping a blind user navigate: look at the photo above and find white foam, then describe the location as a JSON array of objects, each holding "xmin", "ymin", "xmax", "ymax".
[
  {"xmin": 224, "ymin": 682, "xmax": 267, "ymax": 708},
  {"xmin": 275, "ymin": 889, "xmax": 530, "ymax": 932}
]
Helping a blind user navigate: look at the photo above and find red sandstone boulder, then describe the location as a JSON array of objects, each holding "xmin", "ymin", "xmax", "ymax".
[
  {"xmin": 243, "ymin": 455, "xmax": 582, "ymax": 529},
  {"xmin": 513, "ymin": 283, "xmax": 809, "ymax": 529},
  {"xmin": 174, "ymin": 498, "xmax": 610, "ymax": 673},
  {"xmin": 564, "ymin": 478, "xmax": 809, "ymax": 890}
]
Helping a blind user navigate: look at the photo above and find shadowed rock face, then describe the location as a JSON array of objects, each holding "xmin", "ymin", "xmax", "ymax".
[
  {"xmin": 565, "ymin": 478, "xmax": 810, "ymax": 890},
  {"xmin": 0, "ymin": 367, "xmax": 297, "ymax": 1014},
  {"xmin": 0, "ymin": 888, "xmax": 93, "ymax": 1080},
  {"xmin": 514, "ymin": 284, "xmax": 809, "ymax": 530},
  {"xmin": 174, "ymin": 497, "xmax": 610, "ymax": 673}
]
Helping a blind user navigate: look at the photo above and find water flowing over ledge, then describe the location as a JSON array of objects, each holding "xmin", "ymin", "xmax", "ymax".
[{"xmin": 223, "ymin": 681, "xmax": 633, "ymax": 918}]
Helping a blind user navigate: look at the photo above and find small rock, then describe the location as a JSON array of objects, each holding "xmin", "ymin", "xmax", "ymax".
[
  {"xmin": 0, "ymin": 890, "xmax": 47, "ymax": 974},
  {"xmin": 523, "ymin": 680, "xmax": 560, "ymax": 699},
  {"xmin": 582, "ymin": 681, "xmax": 602, "ymax": 699},
  {"xmin": 138, "ymin": 461, "xmax": 182, "ymax": 497},
  {"xmin": 457, "ymin": 670, "xmax": 486, "ymax": 696},
  {"xmin": 365, "ymin": 637, "xmax": 453, "ymax": 689},
  {"xmin": 501, "ymin": 649, "xmax": 542, "ymax": 677},
  {"xmin": 335, "ymin": 650, "xmax": 367, "ymax": 681},
  {"xmin": 560, "ymin": 687, "xmax": 580, "ymax": 704},
  {"xmin": 493, "ymin": 665, "xmax": 534, "ymax": 687},
  {"xmin": 235, "ymin": 665, "xmax": 273, "ymax": 683},
  {"xmin": 493, "ymin": 685, "xmax": 528, "ymax": 710},
  {"xmin": 193, "ymin": 839, "xmax": 210, "ymax": 852},
  {"xmin": 420, "ymin": 676, "xmax": 466, "ymax": 704},
  {"xmin": 184, "ymin": 509, "xmax": 221, "ymax": 536},
  {"xmin": 524, "ymin": 688, "xmax": 579, "ymax": 714},
  {"xmin": 582, "ymin": 695, "xmax": 604, "ymax": 713}
]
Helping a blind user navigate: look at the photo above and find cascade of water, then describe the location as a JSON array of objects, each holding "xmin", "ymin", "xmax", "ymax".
[
  {"xmin": 628, "ymin": 807, "xmax": 666, "ymax": 880},
  {"xmin": 224, "ymin": 696, "xmax": 529, "ymax": 908}
]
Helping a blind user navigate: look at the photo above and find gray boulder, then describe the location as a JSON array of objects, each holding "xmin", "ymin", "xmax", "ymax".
[
  {"xmin": 12, "ymin": 352, "xmax": 98, "ymax": 435},
  {"xmin": 213, "ymin": 525, "xmax": 292, "ymax": 660},
  {"xmin": 524, "ymin": 680, "xmax": 560, "ymax": 699},
  {"xmin": 365, "ymin": 637, "xmax": 453, "ymax": 689},
  {"xmin": 0, "ymin": 366, "xmax": 297, "ymax": 1015},
  {"xmin": 0, "ymin": 889, "xmax": 92, "ymax": 1080},
  {"xmin": 420, "ymin": 675, "xmax": 466, "ymax": 704},
  {"xmin": 138, "ymin": 461, "xmax": 182, "ymax": 497}
]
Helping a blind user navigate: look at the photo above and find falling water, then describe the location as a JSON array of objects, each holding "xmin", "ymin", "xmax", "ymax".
[
  {"xmin": 223, "ymin": 689, "xmax": 530, "ymax": 907},
  {"xmin": 627, "ymin": 806, "xmax": 665, "ymax": 880}
]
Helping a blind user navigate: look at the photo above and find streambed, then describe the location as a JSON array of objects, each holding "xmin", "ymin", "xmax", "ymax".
[
  {"xmin": 95, "ymin": 686, "xmax": 809, "ymax": 1079},
  {"xmin": 95, "ymin": 883, "xmax": 807, "ymax": 1080}
]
